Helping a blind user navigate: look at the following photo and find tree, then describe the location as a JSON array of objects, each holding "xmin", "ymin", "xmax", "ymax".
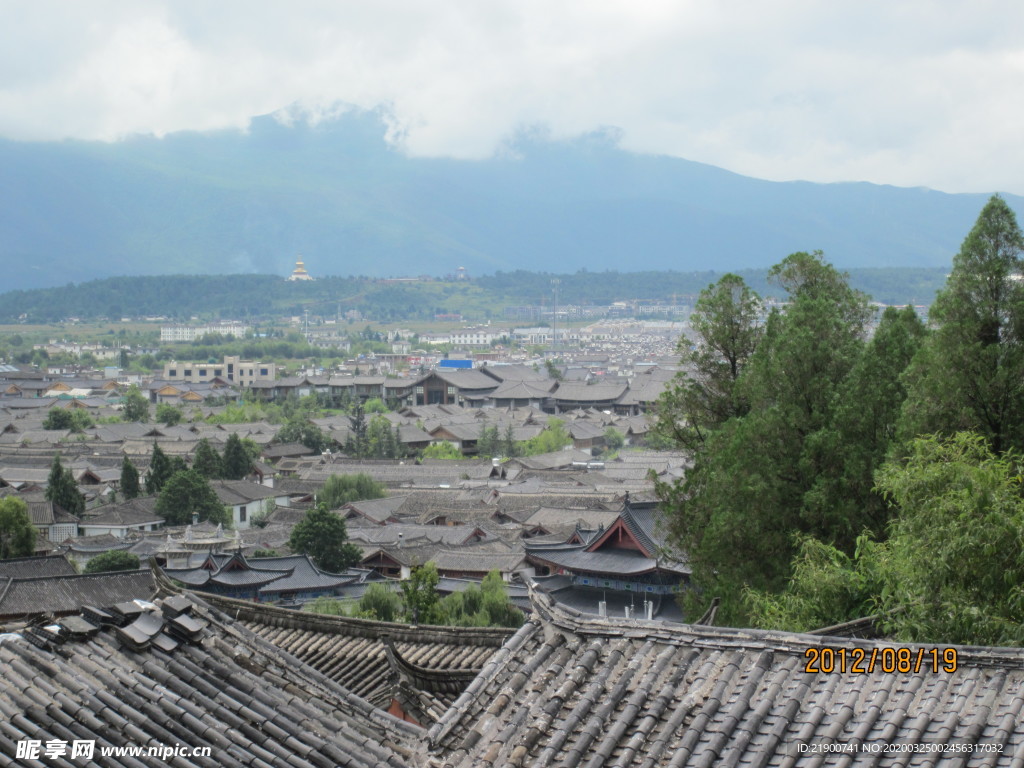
[
  {"xmin": 603, "ymin": 427, "xmax": 625, "ymax": 453},
  {"xmin": 801, "ymin": 305, "xmax": 927, "ymax": 542},
  {"xmin": 345, "ymin": 399, "xmax": 369, "ymax": 458},
  {"xmin": 41, "ymin": 409, "xmax": 72, "ymax": 434},
  {"xmin": 0, "ymin": 497, "xmax": 36, "ymax": 559},
  {"xmin": 288, "ymin": 504, "xmax": 363, "ymax": 573},
  {"xmin": 319, "ymin": 473, "xmax": 387, "ymax": 508},
  {"xmin": 520, "ymin": 418, "xmax": 572, "ymax": 455},
  {"xmin": 277, "ymin": 417, "xmax": 330, "ymax": 454},
  {"xmin": 43, "ymin": 408, "xmax": 93, "ymax": 433},
  {"xmin": 401, "ymin": 562, "xmax": 443, "ymax": 624},
  {"xmin": 45, "ymin": 455, "xmax": 85, "ymax": 517},
  {"xmin": 748, "ymin": 433, "xmax": 1024, "ymax": 646},
  {"xmin": 192, "ymin": 438, "xmax": 224, "ymax": 479},
  {"xmin": 654, "ymin": 274, "xmax": 762, "ymax": 452},
  {"xmin": 84, "ymin": 550, "xmax": 140, "ymax": 574},
  {"xmin": 477, "ymin": 424, "xmax": 500, "ymax": 458},
  {"xmin": 421, "ymin": 442, "xmax": 464, "ymax": 460},
  {"xmin": 145, "ymin": 443, "xmax": 174, "ymax": 494},
  {"xmin": 155, "ymin": 402, "xmax": 184, "ymax": 427},
  {"xmin": 439, "ymin": 571, "xmax": 524, "ymax": 628},
  {"xmin": 222, "ymin": 432, "xmax": 253, "ymax": 480},
  {"xmin": 355, "ymin": 582, "xmax": 402, "ymax": 622},
  {"xmin": 155, "ymin": 470, "xmax": 229, "ymax": 526},
  {"xmin": 122, "ymin": 384, "xmax": 150, "ymax": 422},
  {"xmin": 120, "ymin": 456, "xmax": 141, "ymax": 500},
  {"xmin": 659, "ymin": 252, "xmax": 872, "ymax": 624},
  {"xmin": 366, "ymin": 415, "xmax": 402, "ymax": 458},
  {"xmin": 900, "ymin": 195, "xmax": 1024, "ymax": 454}
]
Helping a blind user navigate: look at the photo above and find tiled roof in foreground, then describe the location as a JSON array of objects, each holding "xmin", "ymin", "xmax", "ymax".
[
  {"xmin": 0, "ymin": 594, "xmax": 421, "ymax": 768},
  {"xmin": 428, "ymin": 587, "xmax": 1024, "ymax": 767},
  {"xmin": 196, "ymin": 591, "xmax": 511, "ymax": 725}
]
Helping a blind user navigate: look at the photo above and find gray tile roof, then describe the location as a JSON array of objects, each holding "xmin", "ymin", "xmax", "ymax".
[
  {"xmin": 428, "ymin": 587, "xmax": 1024, "ymax": 766},
  {"xmin": 0, "ymin": 594, "xmax": 421, "ymax": 766},
  {"xmin": 0, "ymin": 569, "xmax": 155, "ymax": 619},
  {"xmin": 208, "ymin": 594, "xmax": 509, "ymax": 724}
]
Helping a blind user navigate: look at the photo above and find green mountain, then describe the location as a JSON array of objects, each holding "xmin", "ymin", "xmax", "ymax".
[{"xmin": 0, "ymin": 108, "xmax": 1016, "ymax": 290}]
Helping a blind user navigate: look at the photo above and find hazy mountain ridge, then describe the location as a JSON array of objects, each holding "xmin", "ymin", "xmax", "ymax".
[{"xmin": 0, "ymin": 109, "xmax": 1015, "ymax": 290}]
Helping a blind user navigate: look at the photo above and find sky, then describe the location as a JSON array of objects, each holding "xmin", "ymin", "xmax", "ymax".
[{"xmin": 3, "ymin": 1, "xmax": 1024, "ymax": 195}]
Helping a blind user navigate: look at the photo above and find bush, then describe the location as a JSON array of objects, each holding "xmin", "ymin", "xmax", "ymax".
[{"xmin": 84, "ymin": 550, "xmax": 141, "ymax": 574}]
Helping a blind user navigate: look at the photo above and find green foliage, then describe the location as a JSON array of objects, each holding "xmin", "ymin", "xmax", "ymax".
[
  {"xmin": 421, "ymin": 442, "xmax": 464, "ymax": 460},
  {"xmin": 520, "ymin": 418, "xmax": 572, "ymax": 456},
  {"xmin": 354, "ymin": 582, "xmax": 402, "ymax": 622},
  {"xmin": 874, "ymin": 433, "xmax": 1024, "ymax": 645},
  {"xmin": 366, "ymin": 415, "xmax": 403, "ymax": 458},
  {"xmin": 251, "ymin": 548, "xmax": 280, "ymax": 558},
  {"xmin": 121, "ymin": 384, "xmax": 150, "ymax": 422},
  {"xmin": 659, "ymin": 252, "xmax": 877, "ymax": 625},
  {"xmin": 304, "ymin": 595, "xmax": 347, "ymax": 616},
  {"xmin": 120, "ymin": 456, "xmax": 140, "ymax": 500},
  {"xmin": 155, "ymin": 402, "xmax": 184, "ymax": 426},
  {"xmin": 603, "ymin": 427, "xmax": 625, "ymax": 452},
  {"xmin": 363, "ymin": 397, "xmax": 388, "ymax": 414},
  {"xmin": 801, "ymin": 305, "xmax": 926, "ymax": 540},
  {"xmin": 45, "ymin": 454, "xmax": 85, "ymax": 517},
  {"xmin": 750, "ymin": 433, "xmax": 1024, "ymax": 646},
  {"xmin": 899, "ymin": 195, "xmax": 1024, "ymax": 455},
  {"xmin": 319, "ymin": 473, "xmax": 387, "ymax": 508},
  {"xmin": 277, "ymin": 417, "xmax": 330, "ymax": 454},
  {"xmin": 145, "ymin": 443, "xmax": 173, "ymax": 494},
  {"xmin": 477, "ymin": 424, "xmax": 500, "ymax": 458},
  {"xmin": 83, "ymin": 550, "xmax": 140, "ymax": 574},
  {"xmin": 249, "ymin": 507, "xmax": 272, "ymax": 529},
  {"xmin": 43, "ymin": 408, "xmax": 94, "ymax": 432},
  {"xmin": 401, "ymin": 563, "xmax": 443, "ymax": 624},
  {"xmin": 344, "ymin": 399, "xmax": 368, "ymax": 457},
  {"xmin": 544, "ymin": 359, "xmax": 564, "ymax": 381},
  {"xmin": 0, "ymin": 497, "xmax": 36, "ymax": 559},
  {"xmin": 654, "ymin": 274, "xmax": 762, "ymax": 452},
  {"xmin": 439, "ymin": 571, "xmax": 524, "ymax": 628},
  {"xmin": 155, "ymin": 469, "xmax": 229, "ymax": 526},
  {"xmin": 288, "ymin": 504, "xmax": 363, "ymax": 573},
  {"xmin": 222, "ymin": 432, "xmax": 253, "ymax": 479},
  {"xmin": 192, "ymin": 438, "xmax": 224, "ymax": 479},
  {"xmin": 744, "ymin": 534, "xmax": 883, "ymax": 633}
]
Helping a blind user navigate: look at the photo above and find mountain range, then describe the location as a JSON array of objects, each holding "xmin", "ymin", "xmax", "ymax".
[{"xmin": 1, "ymin": 108, "xmax": 1018, "ymax": 291}]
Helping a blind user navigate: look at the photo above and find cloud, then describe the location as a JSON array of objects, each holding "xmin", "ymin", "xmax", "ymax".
[{"xmin": 2, "ymin": 0, "xmax": 1024, "ymax": 193}]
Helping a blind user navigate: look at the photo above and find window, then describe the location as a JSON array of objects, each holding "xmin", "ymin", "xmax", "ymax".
[
  {"xmin": 239, "ymin": 506, "xmax": 247, "ymax": 522},
  {"xmin": 214, "ymin": 369, "xmax": 222, "ymax": 376},
  {"xmin": 168, "ymin": 369, "xmax": 177, "ymax": 377},
  {"xmin": 260, "ymin": 368, "xmax": 269, "ymax": 376},
  {"xmin": 184, "ymin": 369, "xmax": 192, "ymax": 376},
  {"xmin": 199, "ymin": 369, "xmax": 207, "ymax": 377}
]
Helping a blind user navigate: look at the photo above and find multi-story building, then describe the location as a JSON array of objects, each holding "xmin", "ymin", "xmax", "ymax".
[
  {"xmin": 160, "ymin": 322, "xmax": 250, "ymax": 343},
  {"xmin": 162, "ymin": 355, "xmax": 275, "ymax": 385}
]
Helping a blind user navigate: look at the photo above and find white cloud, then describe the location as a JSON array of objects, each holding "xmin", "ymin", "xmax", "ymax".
[{"xmin": 1, "ymin": 0, "xmax": 1023, "ymax": 193}]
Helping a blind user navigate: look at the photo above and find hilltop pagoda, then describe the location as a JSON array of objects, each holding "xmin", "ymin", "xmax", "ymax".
[{"xmin": 287, "ymin": 256, "xmax": 314, "ymax": 281}]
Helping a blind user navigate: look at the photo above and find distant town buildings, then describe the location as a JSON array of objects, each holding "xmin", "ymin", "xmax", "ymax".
[{"xmin": 160, "ymin": 322, "xmax": 249, "ymax": 343}]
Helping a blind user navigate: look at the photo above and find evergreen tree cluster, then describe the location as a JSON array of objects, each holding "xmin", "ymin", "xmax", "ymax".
[{"xmin": 658, "ymin": 195, "xmax": 1024, "ymax": 644}]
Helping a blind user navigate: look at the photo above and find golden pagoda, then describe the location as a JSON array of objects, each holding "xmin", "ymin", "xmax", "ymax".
[{"xmin": 287, "ymin": 255, "xmax": 313, "ymax": 281}]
